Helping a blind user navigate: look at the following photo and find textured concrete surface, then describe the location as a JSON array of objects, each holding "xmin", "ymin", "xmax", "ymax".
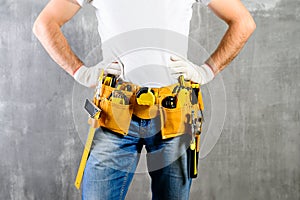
[{"xmin": 0, "ymin": 0, "xmax": 299, "ymax": 199}]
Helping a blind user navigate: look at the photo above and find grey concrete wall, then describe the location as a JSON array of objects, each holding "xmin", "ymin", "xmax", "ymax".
[{"xmin": 0, "ymin": 0, "xmax": 299, "ymax": 199}]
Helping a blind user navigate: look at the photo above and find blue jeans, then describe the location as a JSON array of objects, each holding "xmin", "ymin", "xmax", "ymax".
[{"xmin": 82, "ymin": 114, "xmax": 192, "ymax": 200}]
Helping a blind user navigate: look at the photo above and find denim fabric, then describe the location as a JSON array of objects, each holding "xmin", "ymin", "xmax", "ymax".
[{"xmin": 82, "ymin": 114, "xmax": 192, "ymax": 200}]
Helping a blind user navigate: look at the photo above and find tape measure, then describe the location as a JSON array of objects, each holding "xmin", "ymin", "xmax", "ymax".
[{"xmin": 136, "ymin": 87, "xmax": 155, "ymax": 106}]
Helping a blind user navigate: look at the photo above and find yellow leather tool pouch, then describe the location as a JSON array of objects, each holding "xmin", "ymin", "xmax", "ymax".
[
  {"xmin": 98, "ymin": 99, "xmax": 133, "ymax": 135},
  {"xmin": 133, "ymin": 104, "xmax": 160, "ymax": 119},
  {"xmin": 160, "ymin": 103, "xmax": 199, "ymax": 139},
  {"xmin": 88, "ymin": 84, "xmax": 134, "ymax": 135}
]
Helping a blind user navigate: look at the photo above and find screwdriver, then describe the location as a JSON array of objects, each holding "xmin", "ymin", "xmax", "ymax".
[{"xmin": 94, "ymin": 69, "xmax": 104, "ymax": 107}]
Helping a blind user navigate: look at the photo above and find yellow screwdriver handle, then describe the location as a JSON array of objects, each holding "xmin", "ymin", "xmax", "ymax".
[
  {"xmin": 178, "ymin": 75, "xmax": 185, "ymax": 87},
  {"xmin": 198, "ymin": 88, "xmax": 204, "ymax": 111},
  {"xmin": 193, "ymin": 146, "xmax": 197, "ymax": 176}
]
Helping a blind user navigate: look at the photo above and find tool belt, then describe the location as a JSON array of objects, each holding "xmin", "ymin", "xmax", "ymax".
[{"xmin": 88, "ymin": 75, "xmax": 204, "ymax": 139}]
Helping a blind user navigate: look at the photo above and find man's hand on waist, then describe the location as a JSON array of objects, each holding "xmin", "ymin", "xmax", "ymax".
[
  {"xmin": 73, "ymin": 61, "xmax": 122, "ymax": 88},
  {"xmin": 167, "ymin": 56, "xmax": 215, "ymax": 85}
]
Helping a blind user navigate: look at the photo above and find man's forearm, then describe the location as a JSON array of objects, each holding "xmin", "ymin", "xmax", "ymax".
[
  {"xmin": 33, "ymin": 19, "xmax": 83, "ymax": 76},
  {"xmin": 206, "ymin": 6, "xmax": 256, "ymax": 75}
]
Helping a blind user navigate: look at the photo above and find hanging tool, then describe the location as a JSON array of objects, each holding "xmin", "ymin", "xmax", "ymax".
[
  {"xmin": 74, "ymin": 126, "xmax": 95, "ymax": 189},
  {"xmin": 188, "ymin": 110, "xmax": 198, "ymax": 178},
  {"xmin": 74, "ymin": 69, "xmax": 104, "ymax": 190},
  {"xmin": 74, "ymin": 107, "xmax": 101, "ymax": 190},
  {"xmin": 189, "ymin": 105, "xmax": 204, "ymax": 179},
  {"xmin": 195, "ymin": 109, "xmax": 203, "ymax": 153}
]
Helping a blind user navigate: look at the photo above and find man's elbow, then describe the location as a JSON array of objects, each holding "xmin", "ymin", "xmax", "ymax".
[
  {"xmin": 229, "ymin": 13, "xmax": 256, "ymax": 41},
  {"xmin": 239, "ymin": 14, "xmax": 256, "ymax": 39},
  {"xmin": 32, "ymin": 16, "xmax": 59, "ymax": 39},
  {"xmin": 32, "ymin": 17, "xmax": 47, "ymax": 39},
  {"xmin": 32, "ymin": 19, "xmax": 40, "ymax": 37},
  {"xmin": 245, "ymin": 15, "xmax": 256, "ymax": 35}
]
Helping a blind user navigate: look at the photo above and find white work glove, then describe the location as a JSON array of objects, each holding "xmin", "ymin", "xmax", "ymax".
[
  {"xmin": 167, "ymin": 56, "xmax": 215, "ymax": 85},
  {"xmin": 73, "ymin": 61, "xmax": 122, "ymax": 88}
]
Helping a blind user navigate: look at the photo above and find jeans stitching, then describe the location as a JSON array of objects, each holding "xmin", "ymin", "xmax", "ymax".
[{"xmin": 119, "ymin": 151, "xmax": 136, "ymax": 200}]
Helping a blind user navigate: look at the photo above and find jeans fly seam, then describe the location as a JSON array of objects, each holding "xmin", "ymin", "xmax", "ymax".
[{"xmin": 119, "ymin": 156, "xmax": 135, "ymax": 200}]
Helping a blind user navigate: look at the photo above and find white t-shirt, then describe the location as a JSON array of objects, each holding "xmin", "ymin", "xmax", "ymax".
[{"xmin": 76, "ymin": 0, "xmax": 211, "ymax": 87}]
